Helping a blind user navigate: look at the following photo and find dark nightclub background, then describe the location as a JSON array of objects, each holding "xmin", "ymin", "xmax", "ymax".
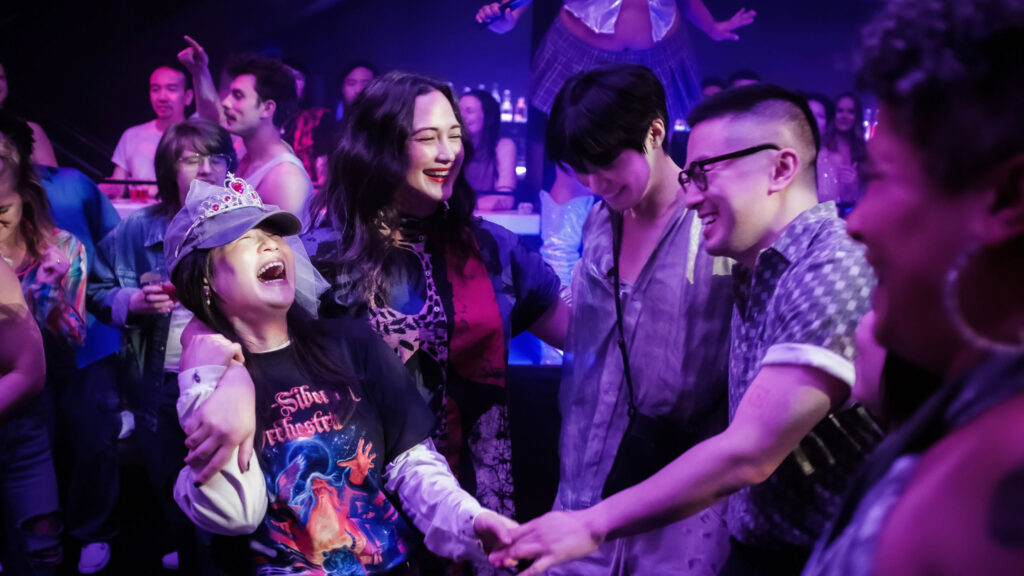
[{"xmin": 2, "ymin": 0, "xmax": 881, "ymax": 180}]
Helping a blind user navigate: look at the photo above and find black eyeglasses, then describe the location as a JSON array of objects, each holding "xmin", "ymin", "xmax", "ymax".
[
  {"xmin": 177, "ymin": 153, "xmax": 232, "ymax": 170},
  {"xmin": 678, "ymin": 144, "xmax": 781, "ymax": 192}
]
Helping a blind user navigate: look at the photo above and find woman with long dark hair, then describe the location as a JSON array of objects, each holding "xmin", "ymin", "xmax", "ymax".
[
  {"xmin": 821, "ymin": 92, "xmax": 866, "ymax": 215},
  {"xmin": 459, "ymin": 89, "xmax": 517, "ymax": 210},
  {"xmin": 165, "ymin": 177, "xmax": 516, "ymax": 575},
  {"xmin": 303, "ymin": 71, "xmax": 567, "ymax": 572}
]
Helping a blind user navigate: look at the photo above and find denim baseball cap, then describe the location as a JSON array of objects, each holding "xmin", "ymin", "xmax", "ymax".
[{"xmin": 164, "ymin": 174, "xmax": 302, "ymax": 278}]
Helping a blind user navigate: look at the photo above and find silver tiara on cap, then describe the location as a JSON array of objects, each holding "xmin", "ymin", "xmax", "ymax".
[
  {"xmin": 173, "ymin": 173, "xmax": 264, "ymax": 259},
  {"xmin": 194, "ymin": 172, "xmax": 265, "ymax": 219}
]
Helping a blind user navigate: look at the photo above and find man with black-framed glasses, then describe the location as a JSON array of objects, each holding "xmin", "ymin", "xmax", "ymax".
[{"xmin": 492, "ymin": 84, "xmax": 880, "ymax": 576}]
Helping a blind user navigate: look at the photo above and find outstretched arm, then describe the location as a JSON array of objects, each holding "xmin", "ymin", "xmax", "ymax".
[
  {"xmin": 385, "ymin": 439, "xmax": 518, "ymax": 562},
  {"xmin": 178, "ymin": 35, "xmax": 224, "ymax": 125},
  {"xmin": 492, "ymin": 364, "xmax": 849, "ymax": 574},
  {"xmin": 683, "ymin": 1, "xmax": 756, "ymax": 41}
]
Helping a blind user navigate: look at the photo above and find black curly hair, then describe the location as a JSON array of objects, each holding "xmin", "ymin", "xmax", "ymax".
[{"xmin": 856, "ymin": 0, "xmax": 1024, "ymax": 192}]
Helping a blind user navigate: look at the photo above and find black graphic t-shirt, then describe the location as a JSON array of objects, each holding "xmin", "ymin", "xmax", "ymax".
[{"xmin": 246, "ymin": 318, "xmax": 436, "ymax": 575}]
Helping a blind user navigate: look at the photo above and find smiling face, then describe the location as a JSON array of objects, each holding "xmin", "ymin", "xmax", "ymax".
[
  {"xmin": 222, "ymin": 74, "xmax": 270, "ymax": 137},
  {"xmin": 150, "ymin": 67, "xmax": 192, "ymax": 123},
  {"xmin": 834, "ymin": 96, "xmax": 858, "ymax": 134},
  {"xmin": 398, "ymin": 90, "xmax": 464, "ymax": 217},
  {"xmin": 846, "ymin": 105, "xmax": 980, "ymax": 372},
  {"xmin": 575, "ymin": 150, "xmax": 654, "ymax": 214},
  {"xmin": 458, "ymin": 94, "xmax": 485, "ymax": 137},
  {"xmin": 683, "ymin": 116, "xmax": 783, "ymax": 266},
  {"xmin": 209, "ymin": 225, "xmax": 296, "ymax": 322}
]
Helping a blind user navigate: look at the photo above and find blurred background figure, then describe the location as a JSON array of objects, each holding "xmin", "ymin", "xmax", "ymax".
[
  {"xmin": 0, "ymin": 61, "xmax": 58, "ymax": 167},
  {"xmin": 821, "ymin": 92, "xmax": 865, "ymax": 216},
  {"xmin": 804, "ymin": 92, "xmax": 841, "ymax": 204},
  {"xmin": 460, "ymin": 89, "xmax": 518, "ymax": 211},
  {"xmin": 701, "ymin": 76, "xmax": 726, "ymax": 99}
]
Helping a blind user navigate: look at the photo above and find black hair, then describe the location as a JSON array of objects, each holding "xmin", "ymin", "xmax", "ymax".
[
  {"xmin": 152, "ymin": 62, "xmax": 190, "ymax": 86},
  {"xmin": 546, "ymin": 64, "xmax": 671, "ymax": 174},
  {"xmin": 0, "ymin": 109, "xmax": 55, "ymax": 259},
  {"xmin": 153, "ymin": 119, "xmax": 237, "ymax": 216},
  {"xmin": 311, "ymin": 71, "xmax": 478, "ymax": 305},
  {"xmin": 688, "ymin": 83, "xmax": 821, "ymax": 157},
  {"xmin": 339, "ymin": 60, "xmax": 378, "ymax": 106},
  {"xmin": 728, "ymin": 69, "xmax": 761, "ymax": 86},
  {"xmin": 225, "ymin": 53, "xmax": 298, "ymax": 129},
  {"xmin": 856, "ymin": 0, "xmax": 1024, "ymax": 192}
]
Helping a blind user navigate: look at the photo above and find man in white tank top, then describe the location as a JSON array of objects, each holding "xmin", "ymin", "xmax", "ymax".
[{"xmin": 177, "ymin": 37, "xmax": 312, "ymax": 225}]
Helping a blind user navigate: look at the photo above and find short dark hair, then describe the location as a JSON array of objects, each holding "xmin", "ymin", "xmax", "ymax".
[
  {"xmin": 728, "ymin": 69, "xmax": 761, "ymax": 86},
  {"xmin": 153, "ymin": 119, "xmax": 237, "ymax": 216},
  {"xmin": 856, "ymin": 0, "xmax": 1024, "ymax": 192},
  {"xmin": 688, "ymin": 83, "xmax": 821, "ymax": 153},
  {"xmin": 546, "ymin": 64, "xmax": 671, "ymax": 174},
  {"xmin": 687, "ymin": 84, "xmax": 820, "ymax": 184},
  {"xmin": 340, "ymin": 60, "xmax": 378, "ymax": 85},
  {"xmin": 152, "ymin": 62, "xmax": 190, "ymax": 86},
  {"xmin": 225, "ymin": 53, "xmax": 298, "ymax": 129}
]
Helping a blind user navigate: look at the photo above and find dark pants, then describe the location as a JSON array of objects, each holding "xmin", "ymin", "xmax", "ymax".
[
  {"xmin": 719, "ymin": 537, "xmax": 811, "ymax": 576},
  {"xmin": 52, "ymin": 353, "xmax": 122, "ymax": 544},
  {"xmin": 132, "ymin": 371, "xmax": 202, "ymax": 573},
  {"xmin": 0, "ymin": 396, "xmax": 62, "ymax": 576}
]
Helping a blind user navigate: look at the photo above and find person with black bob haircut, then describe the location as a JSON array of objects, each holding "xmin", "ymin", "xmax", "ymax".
[
  {"xmin": 804, "ymin": 0, "xmax": 1024, "ymax": 573},
  {"xmin": 491, "ymin": 82, "xmax": 881, "ymax": 576},
  {"xmin": 164, "ymin": 175, "xmax": 518, "ymax": 575},
  {"xmin": 515, "ymin": 63, "xmax": 736, "ymax": 575}
]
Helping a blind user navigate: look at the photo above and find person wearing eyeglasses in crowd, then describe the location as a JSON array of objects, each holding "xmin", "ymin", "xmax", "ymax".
[
  {"xmin": 88, "ymin": 118, "xmax": 236, "ymax": 572},
  {"xmin": 490, "ymin": 84, "xmax": 882, "ymax": 576}
]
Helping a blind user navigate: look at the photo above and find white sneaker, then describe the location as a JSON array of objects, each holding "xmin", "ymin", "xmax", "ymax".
[
  {"xmin": 161, "ymin": 551, "xmax": 179, "ymax": 570},
  {"xmin": 79, "ymin": 542, "xmax": 111, "ymax": 574}
]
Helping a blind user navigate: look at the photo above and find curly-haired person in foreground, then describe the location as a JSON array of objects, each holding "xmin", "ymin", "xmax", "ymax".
[{"xmin": 803, "ymin": 0, "xmax": 1024, "ymax": 573}]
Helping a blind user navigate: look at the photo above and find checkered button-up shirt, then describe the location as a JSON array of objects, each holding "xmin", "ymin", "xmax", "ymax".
[{"xmin": 727, "ymin": 202, "xmax": 877, "ymax": 550}]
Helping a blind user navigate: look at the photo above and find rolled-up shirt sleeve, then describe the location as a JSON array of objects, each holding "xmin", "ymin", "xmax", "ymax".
[
  {"xmin": 384, "ymin": 439, "xmax": 487, "ymax": 562},
  {"xmin": 172, "ymin": 364, "xmax": 268, "ymax": 536}
]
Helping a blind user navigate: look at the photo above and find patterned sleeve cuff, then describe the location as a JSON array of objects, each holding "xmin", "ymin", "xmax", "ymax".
[{"xmin": 762, "ymin": 343, "xmax": 856, "ymax": 387}]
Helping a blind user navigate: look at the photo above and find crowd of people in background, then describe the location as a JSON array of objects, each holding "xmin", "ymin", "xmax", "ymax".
[{"xmin": 1, "ymin": 0, "xmax": 1023, "ymax": 575}]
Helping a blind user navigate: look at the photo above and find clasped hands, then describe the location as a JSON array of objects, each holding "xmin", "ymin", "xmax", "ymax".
[{"xmin": 484, "ymin": 508, "xmax": 605, "ymax": 575}]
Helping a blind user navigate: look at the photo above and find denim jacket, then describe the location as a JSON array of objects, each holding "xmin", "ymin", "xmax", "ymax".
[{"xmin": 87, "ymin": 205, "xmax": 173, "ymax": 429}]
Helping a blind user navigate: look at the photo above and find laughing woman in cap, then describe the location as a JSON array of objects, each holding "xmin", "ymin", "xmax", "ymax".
[{"xmin": 166, "ymin": 175, "xmax": 518, "ymax": 575}]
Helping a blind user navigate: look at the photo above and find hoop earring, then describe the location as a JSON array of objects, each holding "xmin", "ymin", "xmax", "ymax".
[{"xmin": 943, "ymin": 242, "xmax": 1024, "ymax": 354}]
